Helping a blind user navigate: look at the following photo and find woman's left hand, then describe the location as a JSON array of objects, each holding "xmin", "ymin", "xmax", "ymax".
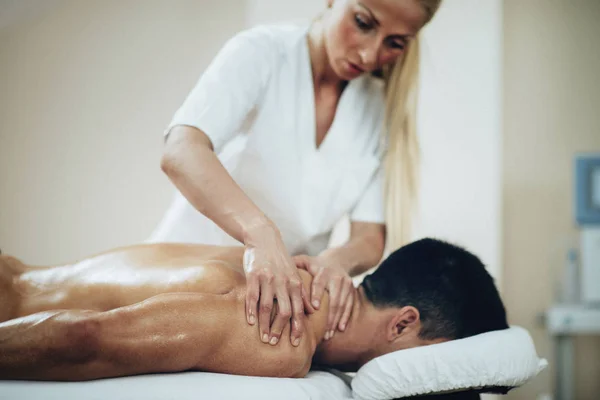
[{"xmin": 293, "ymin": 254, "xmax": 354, "ymax": 340}]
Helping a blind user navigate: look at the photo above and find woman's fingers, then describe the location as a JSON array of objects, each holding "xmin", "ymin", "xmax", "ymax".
[
  {"xmin": 242, "ymin": 236, "xmax": 307, "ymax": 347},
  {"xmin": 269, "ymin": 280, "xmax": 293, "ymax": 346},
  {"xmin": 245, "ymin": 273, "xmax": 260, "ymax": 326},
  {"xmin": 293, "ymin": 255, "xmax": 310, "ymax": 270},
  {"xmin": 258, "ymin": 273, "xmax": 275, "ymax": 343},
  {"xmin": 288, "ymin": 276, "xmax": 305, "ymax": 346},
  {"xmin": 339, "ymin": 290, "xmax": 354, "ymax": 332},
  {"xmin": 325, "ymin": 278, "xmax": 342, "ymax": 340},
  {"xmin": 333, "ymin": 278, "xmax": 352, "ymax": 332},
  {"xmin": 311, "ymin": 271, "xmax": 327, "ymax": 310},
  {"xmin": 301, "ymin": 284, "xmax": 315, "ymax": 314}
]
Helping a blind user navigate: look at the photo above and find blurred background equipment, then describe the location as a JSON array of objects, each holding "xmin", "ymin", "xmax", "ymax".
[
  {"xmin": 545, "ymin": 153, "xmax": 600, "ymax": 400},
  {"xmin": 575, "ymin": 154, "xmax": 600, "ymax": 304}
]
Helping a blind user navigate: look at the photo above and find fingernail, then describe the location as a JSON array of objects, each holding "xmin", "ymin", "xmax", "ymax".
[
  {"xmin": 329, "ymin": 330, "xmax": 335, "ymax": 339},
  {"xmin": 293, "ymin": 338, "xmax": 300, "ymax": 347},
  {"xmin": 262, "ymin": 333, "xmax": 269, "ymax": 343},
  {"xmin": 340, "ymin": 323, "xmax": 346, "ymax": 331},
  {"xmin": 269, "ymin": 337, "xmax": 278, "ymax": 345},
  {"xmin": 324, "ymin": 331, "xmax": 330, "ymax": 340},
  {"xmin": 312, "ymin": 300, "xmax": 320, "ymax": 308},
  {"xmin": 249, "ymin": 314, "xmax": 256, "ymax": 325}
]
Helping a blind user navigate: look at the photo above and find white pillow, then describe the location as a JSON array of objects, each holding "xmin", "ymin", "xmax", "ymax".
[{"xmin": 351, "ymin": 326, "xmax": 547, "ymax": 400}]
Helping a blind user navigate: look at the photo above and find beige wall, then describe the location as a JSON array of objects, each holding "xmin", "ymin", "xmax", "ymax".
[
  {"xmin": 503, "ymin": 1, "xmax": 600, "ymax": 399},
  {"xmin": 0, "ymin": 0, "xmax": 246, "ymax": 264}
]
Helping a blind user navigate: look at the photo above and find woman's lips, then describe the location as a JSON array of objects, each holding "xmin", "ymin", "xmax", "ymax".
[{"xmin": 346, "ymin": 61, "xmax": 364, "ymax": 75}]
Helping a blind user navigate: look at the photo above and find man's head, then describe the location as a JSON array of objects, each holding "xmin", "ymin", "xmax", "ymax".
[{"xmin": 315, "ymin": 238, "xmax": 508, "ymax": 371}]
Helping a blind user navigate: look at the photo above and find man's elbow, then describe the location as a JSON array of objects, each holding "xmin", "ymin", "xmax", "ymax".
[
  {"xmin": 57, "ymin": 313, "xmax": 101, "ymax": 366},
  {"xmin": 29, "ymin": 312, "xmax": 104, "ymax": 381}
]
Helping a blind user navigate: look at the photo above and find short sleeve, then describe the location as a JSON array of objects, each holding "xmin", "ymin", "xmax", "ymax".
[
  {"xmin": 166, "ymin": 28, "xmax": 276, "ymax": 153},
  {"xmin": 350, "ymin": 167, "xmax": 385, "ymax": 224}
]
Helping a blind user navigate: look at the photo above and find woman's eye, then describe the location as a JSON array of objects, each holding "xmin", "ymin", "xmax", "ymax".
[
  {"xmin": 354, "ymin": 14, "xmax": 371, "ymax": 31},
  {"xmin": 388, "ymin": 39, "xmax": 405, "ymax": 50}
]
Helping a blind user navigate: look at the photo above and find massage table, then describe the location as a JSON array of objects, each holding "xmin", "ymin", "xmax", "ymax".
[{"xmin": 0, "ymin": 370, "xmax": 354, "ymax": 400}]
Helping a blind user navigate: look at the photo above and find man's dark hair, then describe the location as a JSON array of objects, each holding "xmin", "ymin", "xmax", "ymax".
[{"xmin": 361, "ymin": 238, "xmax": 508, "ymax": 340}]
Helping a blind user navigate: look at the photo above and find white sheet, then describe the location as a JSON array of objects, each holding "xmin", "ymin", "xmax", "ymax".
[{"xmin": 0, "ymin": 371, "xmax": 353, "ymax": 400}]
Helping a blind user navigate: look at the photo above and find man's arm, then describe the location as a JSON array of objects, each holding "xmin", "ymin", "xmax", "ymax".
[{"xmin": 0, "ymin": 292, "xmax": 313, "ymax": 381}]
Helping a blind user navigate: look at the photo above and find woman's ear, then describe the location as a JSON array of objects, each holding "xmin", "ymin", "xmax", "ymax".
[{"xmin": 386, "ymin": 306, "xmax": 420, "ymax": 341}]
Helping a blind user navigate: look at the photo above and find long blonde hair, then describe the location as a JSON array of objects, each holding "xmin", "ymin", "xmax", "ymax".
[{"xmin": 382, "ymin": 1, "xmax": 441, "ymax": 251}]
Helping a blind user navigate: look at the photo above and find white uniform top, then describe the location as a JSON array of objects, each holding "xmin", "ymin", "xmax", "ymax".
[{"xmin": 150, "ymin": 24, "xmax": 386, "ymax": 256}]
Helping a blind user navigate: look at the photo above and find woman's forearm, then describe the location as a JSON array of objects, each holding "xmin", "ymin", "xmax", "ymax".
[
  {"xmin": 318, "ymin": 233, "xmax": 384, "ymax": 277},
  {"xmin": 161, "ymin": 126, "xmax": 275, "ymax": 244}
]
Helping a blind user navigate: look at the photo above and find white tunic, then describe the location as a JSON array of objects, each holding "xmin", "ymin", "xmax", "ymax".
[{"xmin": 150, "ymin": 24, "xmax": 386, "ymax": 256}]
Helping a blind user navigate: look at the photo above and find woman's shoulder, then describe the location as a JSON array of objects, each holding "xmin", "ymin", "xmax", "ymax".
[{"xmin": 226, "ymin": 23, "xmax": 308, "ymax": 58}]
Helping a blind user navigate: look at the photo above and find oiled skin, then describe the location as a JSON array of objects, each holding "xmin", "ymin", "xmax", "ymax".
[{"xmin": 0, "ymin": 244, "xmax": 330, "ymax": 381}]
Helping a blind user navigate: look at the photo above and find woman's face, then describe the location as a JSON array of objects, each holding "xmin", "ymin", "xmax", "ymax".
[{"xmin": 322, "ymin": 0, "xmax": 428, "ymax": 80}]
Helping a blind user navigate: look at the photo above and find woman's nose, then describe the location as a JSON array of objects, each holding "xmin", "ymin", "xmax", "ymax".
[{"xmin": 358, "ymin": 44, "xmax": 379, "ymax": 70}]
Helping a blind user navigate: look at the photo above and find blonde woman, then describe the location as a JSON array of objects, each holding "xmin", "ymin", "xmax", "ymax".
[{"xmin": 153, "ymin": 0, "xmax": 441, "ymax": 350}]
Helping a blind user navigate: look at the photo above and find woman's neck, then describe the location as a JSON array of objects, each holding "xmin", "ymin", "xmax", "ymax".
[{"xmin": 307, "ymin": 20, "xmax": 345, "ymax": 90}]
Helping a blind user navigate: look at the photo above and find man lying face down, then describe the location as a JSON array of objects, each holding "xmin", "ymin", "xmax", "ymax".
[{"xmin": 0, "ymin": 238, "xmax": 508, "ymax": 381}]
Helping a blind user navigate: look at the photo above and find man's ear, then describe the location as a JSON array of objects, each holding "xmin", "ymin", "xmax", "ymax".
[{"xmin": 386, "ymin": 306, "xmax": 420, "ymax": 341}]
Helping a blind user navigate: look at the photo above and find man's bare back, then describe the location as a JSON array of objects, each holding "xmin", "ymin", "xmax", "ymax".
[{"xmin": 0, "ymin": 244, "xmax": 330, "ymax": 381}]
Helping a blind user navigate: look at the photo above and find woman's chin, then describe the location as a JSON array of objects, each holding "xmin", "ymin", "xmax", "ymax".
[
  {"xmin": 334, "ymin": 60, "xmax": 365, "ymax": 81},
  {"xmin": 333, "ymin": 67, "xmax": 362, "ymax": 81}
]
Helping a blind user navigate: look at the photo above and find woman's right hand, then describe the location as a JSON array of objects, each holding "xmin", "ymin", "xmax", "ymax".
[
  {"xmin": 243, "ymin": 224, "xmax": 313, "ymax": 347},
  {"xmin": 161, "ymin": 128, "xmax": 313, "ymax": 346}
]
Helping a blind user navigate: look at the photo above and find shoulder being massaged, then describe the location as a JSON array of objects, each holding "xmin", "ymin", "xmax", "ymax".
[{"xmin": 0, "ymin": 238, "xmax": 508, "ymax": 381}]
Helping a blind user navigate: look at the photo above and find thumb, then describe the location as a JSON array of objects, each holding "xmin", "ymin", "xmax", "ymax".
[{"xmin": 293, "ymin": 255, "xmax": 311, "ymax": 270}]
